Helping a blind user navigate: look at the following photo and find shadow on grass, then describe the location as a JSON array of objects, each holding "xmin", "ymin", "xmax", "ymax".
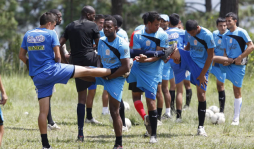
[
  {"xmin": 57, "ymin": 121, "xmax": 111, "ymax": 127},
  {"xmin": 5, "ymin": 127, "xmax": 38, "ymax": 131}
]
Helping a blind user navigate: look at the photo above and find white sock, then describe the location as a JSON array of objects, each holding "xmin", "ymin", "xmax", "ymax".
[
  {"xmin": 141, "ymin": 95, "xmax": 143, "ymax": 101},
  {"xmin": 166, "ymin": 108, "xmax": 171, "ymax": 114},
  {"xmin": 102, "ymin": 107, "xmax": 108, "ymax": 114},
  {"xmin": 234, "ymin": 97, "xmax": 242, "ymax": 121}
]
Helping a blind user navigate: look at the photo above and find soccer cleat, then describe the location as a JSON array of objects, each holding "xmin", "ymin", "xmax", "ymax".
[
  {"xmin": 122, "ymin": 126, "xmax": 129, "ymax": 132},
  {"xmin": 144, "ymin": 115, "xmax": 152, "ymax": 136},
  {"xmin": 161, "ymin": 112, "xmax": 171, "ymax": 120},
  {"xmin": 231, "ymin": 120, "xmax": 239, "ymax": 126},
  {"xmin": 113, "ymin": 145, "xmax": 123, "ymax": 149},
  {"xmin": 42, "ymin": 147, "xmax": 52, "ymax": 149},
  {"xmin": 77, "ymin": 135, "xmax": 84, "ymax": 142},
  {"xmin": 197, "ymin": 126, "xmax": 207, "ymax": 137},
  {"xmin": 175, "ymin": 118, "xmax": 182, "ymax": 123},
  {"xmin": 182, "ymin": 105, "xmax": 189, "ymax": 110},
  {"xmin": 144, "ymin": 131, "xmax": 150, "ymax": 137},
  {"xmin": 102, "ymin": 112, "xmax": 109, "ymax": 115},
  {"xmin": 149, "ymin": 136, "xmax": 158, "ymax": 144},
  {"xmin": 157, "ymin": 120, "xmax": 163, "ymax": 126},
  {"xmin": 47, "ymin": 123, "xmax": 61, "ymax": 131},
  {"xmin": 161, "ymin": 43, "xmax": 177, "ymax": 60},
  {"xmin": 85, "ymin": 118, "xmax": 102, "ymax": 124}
]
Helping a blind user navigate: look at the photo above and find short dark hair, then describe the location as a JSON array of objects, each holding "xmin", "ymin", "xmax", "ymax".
[
  {"xmin": 81, "ymin": 6, "xmax": 95, "ymax": 17},
  {"xmin": 95, "ymin": 14, "xmax": 105, "ymax": 21},
  {"xmin": 49, "ymin": 9, "xmax": 61, "ymax": 15},
  {"xmin": 186, "ymin": 20, "xmax": 198, "ymax": 31},
  {"xmin": 225, "ymin": 12, "xmax": 237, "ymax": 20},
  {"xmin": 142, "ymin": 12, "xmax": 149, "ymax": 25},
  {"xmin": 216, "ymin": 17, "xmax": 226, "ymax": 26},
  {"xmin": 147, "ymin": 11, "xmax": 161, "ymax": 24},
  {"xmin": 169, "ymin": 13, "xmax": 180, "ymax": 26},
  {"xmin": 113, "ymin": 15, "xmax": 123, "ymax": 27},
  {"xmin": 40, "ymin": 12, "xmax": 57, "ymax": 25},
  {"xmin": 104, "ymin": 15, "xmax": 117, "ymax": 26}
]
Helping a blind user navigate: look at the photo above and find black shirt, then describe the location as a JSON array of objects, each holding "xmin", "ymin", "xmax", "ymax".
[{"xmin": 63, "ymin": 19, "xmax": 100, "ymax": 58}]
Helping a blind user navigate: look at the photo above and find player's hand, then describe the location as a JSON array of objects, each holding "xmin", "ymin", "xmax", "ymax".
[
  {"xmin": 135, "ymin": 54, "xmax": 147, "ymax": 62},
  {"xmin": 223, "ymin": 58, "xmax": 233, "ymax": 66},
  {"xmin": 0, "ymin": 93, "xmax": 8, "ymax": 106},
  {"xmin": 173, "ymin": 58, "xmax": 181, "ymax": 64},
  {"xmin": 233, "ymin": 56, "xmax": 242, "ymax": 65},
  {"xmin": 197, "ymin": 75, "xmax": 208, "ymax": 88}
]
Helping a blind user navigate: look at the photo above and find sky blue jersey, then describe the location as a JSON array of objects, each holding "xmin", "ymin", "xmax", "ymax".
[
  {"xmin": 21, "ymin": 28, "xmax": 60, "ymax": 76},
  {"xmin": 99, "ymin": 29, "xmax": 105, "ymax": 37},
  {"xmin": 117, "ymin": 28, "xmax": 129, "ymax": 42},
  {"xmin": 221, "ymin": 27, "xmax": 251, "ymax": 58},
  {"xmin": 213, "ymin": 29, "xmax": 228, "ymax": 56},
  {"xmin": 166, "ymin": 27, "xmax": 187, "ymax": 49},
  {"xmin": 98, "ymin": 36, "xmax": 130, "ymax": 69},
  {"xmin": 185, "ymin": 27, "xmax": 215, "ymax": 68}
]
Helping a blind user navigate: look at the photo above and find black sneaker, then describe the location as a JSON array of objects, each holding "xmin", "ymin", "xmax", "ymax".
[
  {"xmin": 161, "ymin": 43, "xmax": 177, "ymax": 60},
  {"xmin": 77, "ymin": 135, "xmax": 84, "ymax": 142}
]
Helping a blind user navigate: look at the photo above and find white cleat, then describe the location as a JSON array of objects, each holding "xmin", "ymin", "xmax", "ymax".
[
  {"xmin": 149, "ymin": 136, "xmax": 158, "ymax": 144},
  {"xmin": 47, "ymin": 123, "xmax": 60, "ymax": 131},
  {"xmin": 122, "ymin": 126, "xmax": 129, "ymax": 132},
  {"xmin": 197, "ymin": 126, "xmax": 207, "ymax": 137},
  {"xmin": 231, "ymin": 120, "xmax": 239, "ymax": 126},
  {"xmin": 42, "ymin": 147, "xmax": 52, "ymax": 149},
  {"xmin": 175, "ymin": 118, "xmax": 182, "ymax": 123},
  {"xmin": 85, "ymin": 118, "xmax": 102, "ymax": 124},
  {"xmin": 144, "ymin": 131, "xmax": 150, "ymax": 137},
  {"xmin": 161, "ymin": 112, "xmax": 171, "ymax": 120},
  {"xmin": 157, "ymin": 120, "xmax": 163, "ymax": 126}
]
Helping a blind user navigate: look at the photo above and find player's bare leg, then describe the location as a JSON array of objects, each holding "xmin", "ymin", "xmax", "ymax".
[{"xmin": 161, "ymin": 79, "xmax": 171, "ymax": 119}]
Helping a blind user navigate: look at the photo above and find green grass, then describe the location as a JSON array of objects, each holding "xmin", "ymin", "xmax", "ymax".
[{"xmin": 1, "ymin": 74, "xmax": 254, "ymax": 148}]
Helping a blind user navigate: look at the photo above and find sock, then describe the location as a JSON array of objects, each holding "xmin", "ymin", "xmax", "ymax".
[
  {"xmin": 47, "ymin": 100, "xmax": 55, "ymax": 125},
  {"xmin": 234, "ymin": 97, "xmax": 242, "ymax": 121},
  {"xmin": 130, "ymin": 49, "xmax": 164, "ymax": 58},
  {"xmin": 198, "ymin": 101, "xmax": 206, "ymax": 127},
  {"xmin": 120, "ymin": 100, "xmax": 126, "ymax": 126},
  {"xmin": 86, "ymin": 108, "xmax": 93, "ymax": 120},
  {"xmin": 186, "ymin": 89, "xmax": 192, "ymax": 106},
  {"xmin": 134, "ymin": 100, "xmax": 146, "ymax": 120},
  {"xmin": 157, "ymin": 108, "xmax": 162, "ymax": 120},
  {"xmin": 149, "ymin": 110, "xmax": 158, "ymax": 136},
  {"xmin": 176, "ymin": 109, "xmax": 182, "ymax": 118},
  {"xmin": 114, "ymin": 136, "xmax": 122, "ymax": 147},
  {"xmin": 170, "ymin": 90, "xmax": 175, "ymax": 110},
  {"xmin": 41, "ymin": 134, "xmax": 50, "ymax": 148},
  {"xmin": 218, "ymin": 90, "xmax": 226, "ymax": 113},
  {"xmin": 166, "ymin": 108, "xmax": 171, "ymax": 114},
  {"xmin": 102, "ymin": 107, "xmax": 109, "ymax": 114},
  {"xmin": 77, "ymin": 103, "xmax": 85, "ymax": 136}
]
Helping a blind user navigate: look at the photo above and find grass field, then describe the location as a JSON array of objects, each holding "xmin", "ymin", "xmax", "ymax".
[{"xmin": 1, "ymin": 74, "xmax": 254, "ymax": 149}]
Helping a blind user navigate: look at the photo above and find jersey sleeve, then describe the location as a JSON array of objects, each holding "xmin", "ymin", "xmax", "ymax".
[
  {"xmin": 133, "ymin": 33, "xmax": 141, "ymax": 49},
  {"xmin": 129, "ymin": 31, "xmax": 136, "ymax": 47},
  {"xmin": 182, "ymin": 31, "xmax": 188, "ymax": 46},
  {"xmin": 160, "ymin": 32, "xmax": 169, "ymax": 48},
  {"xmin": 184, "ymin": 31, "xmax": 189, "ymax": 43},
  {"xmin": 205, "ymin": 33, "xmax": 216, "ymax": 49},
  {"xmin": 62, "ymin": 24, "xmax": 70, "ymax": 40},
  {"xmin": 51, "ymin": 31, "xmax": 60, "ymax": 48},
  {"xmin": 241, "ymin": 29, "xmax": 252, "ymax": 43},
  {"xmin": 21, "ymin": 34, "xmax": 28, "ymax": 50},
  {"xmin": 119, "ymin": 41, "xmax": 130, "ymax": 59}
]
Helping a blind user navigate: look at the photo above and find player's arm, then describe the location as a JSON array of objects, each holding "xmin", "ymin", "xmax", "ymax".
[
  {"xmin": 94, "ymin": 38, "xmax": 100, "ymax": 47},
  {"xmin": 184, "ymin": 42, "xmax": 190, "ymax": 51},
  {"xmin": 0, "ymin": 75, "xmax": 7, "ymax": 105},
  {"xmin": 136, "ymin": 46, "xmax": 163, "ymax": 63},
  {"xmin": 19, "ymin": 47, "xmax": 28, "ymax": 65},
  {"xmin": 59, "ymin": 37, "xmax": 68, "ymax": 63},
  {"xmin": 234, "ymin": 41, "xmax": 254, "ymax": 65},
  {"xmin": 53, "ymin": 46, "xmax": 61, "ymax": 63},
  {"xmin": 106, "ymin": 58, "xmax": 130, "ymax": 80}
]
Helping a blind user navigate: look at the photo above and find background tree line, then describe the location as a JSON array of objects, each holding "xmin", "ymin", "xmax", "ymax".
[{"xmin": 1, "ymin": 0, "xmax": 254, "ymax": 75}]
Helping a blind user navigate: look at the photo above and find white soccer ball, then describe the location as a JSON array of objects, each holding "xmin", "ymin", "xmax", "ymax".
[
  {"xmin": 125, "ymin": 118, "xmax": 132, "ymax": 129},
  {"xmin": 209, "ymin": 106, "xmax": 220, "ymax": 113},
  {"xmin": 211, "ymin": 113, "xmax": 219, "ymax": 124},
  {"xmin": 205, "ymin": 109, "xmax": 214, "ymax": 119},
  {"xmin": 24, "ymin": 112, "xmax": 29, "ymax": 115},
  {"xmin": 123, "ymin": 101, "xmax": 130, "ymax": 110},
  {"xmin": 211, "ymin": 113, "xmax": 225, "ymax": 124}
]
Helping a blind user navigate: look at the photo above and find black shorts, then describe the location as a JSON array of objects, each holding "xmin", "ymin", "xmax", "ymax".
[
  {"xmin": 71, "ymin": 51, "xmax": 101, "ymax": 92},
  {"xmin": 128, "ymin": 82, "xmax": 144, "ymax": 92}
]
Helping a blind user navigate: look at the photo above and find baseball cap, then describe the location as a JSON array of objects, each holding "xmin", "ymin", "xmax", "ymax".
[{"xmin": 160, "ymin": 14, "xmax": 169, "ymax": 22}]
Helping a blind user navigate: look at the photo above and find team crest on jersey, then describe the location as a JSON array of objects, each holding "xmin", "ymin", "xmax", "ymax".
[
  {"xmin": 106, "ymin": 49, "xmax": 110, "ymax": 55},
  {"xmin": 218, "ymin": 39, "xmax": 221, "ymax": 44},
  {"xmin": 194, "ymin": 40, "xmax": 197, "ymax": 45},
  {"xmin": 146, "ymin": 40, "xmax": 151, "ymax": 46},
  {"xmin": 230, "ymin": 38, "xmax": 232, "ymax": 43}
]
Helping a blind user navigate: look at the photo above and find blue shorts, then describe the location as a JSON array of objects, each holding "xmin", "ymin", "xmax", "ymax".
[
  {"xmin": 210, "ymin": 63, "xmax": 226, "ymax": 83},
  {"xmin": 179, "ymin": 50, "xmax": 209, "ymax": 90},
  {"xmin": 0, "ymin": 108, "xmax": 3, "ymax": 125},
  {"xmin": 88, "ymin": 84, "xmax": 97, "ymax": 90},
  {"xmin": 162, "ymin": 61, "xmax": 174, "ymax": 80},
  {"xmin": 96, "ymin": 77, "xmax": 125, "ymax": 102},
  {"xmin": 220, "ymin": 64, "xmax": 245, "ymax": 87},
  {"xmin": 33, "ymin": 63, "xmax": 74, "ymax": 99}
]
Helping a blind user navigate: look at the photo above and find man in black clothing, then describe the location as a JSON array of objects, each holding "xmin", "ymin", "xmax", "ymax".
[{"xmin": 59, "ymin": 5, "xmax": 101, "ymax": 141}]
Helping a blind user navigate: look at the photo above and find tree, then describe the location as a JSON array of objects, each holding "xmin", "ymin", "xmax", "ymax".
[
  {"xmin": 205, "ymin": 0, "xmax": 212, "ymax": 12},
  {"xmin": 219, "ymin": 0, "xmax": 239, "ymax": 18},
  {"xmin": 111, "ymin": 0, "xmax": 123, "ymax": 15}
]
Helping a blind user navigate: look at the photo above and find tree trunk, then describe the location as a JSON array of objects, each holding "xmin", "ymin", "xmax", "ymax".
[
  {"xmin": 219, "ymin": 0, "xmax": 239, "ymax": 23},
  {"xmin": 206, "ymin": 0, "xmax": 212, "ymax": 12},
  {"xmin": 111, "ymin": 0, "xmax": 122, "ymax": 15}
]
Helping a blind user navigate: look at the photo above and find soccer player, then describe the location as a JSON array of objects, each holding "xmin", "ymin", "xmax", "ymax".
[
  {"xmin": 59, "ymin": 6, "xmax": 102, "ymax": 140},
  {"xmin": 210, "ymin": 18, "xmax": 228, "ymax": 113},
  {"xmin": 127, "ymin": 11, "xmax": 169, "ymax": 143},
  {"xmin": 113, "ymin": 15, "xmax": 129, "ymax": 42},
  {"xmin": 19, "ymin": 12, "xmax": 113, "ymax": 149},
  {"xmin": 0, "ymin": 75, "xmax": 8, "ymax": 147},
  {"xmin": 213, "ymin": 12, "xmax": 254, "ymax": 125}
]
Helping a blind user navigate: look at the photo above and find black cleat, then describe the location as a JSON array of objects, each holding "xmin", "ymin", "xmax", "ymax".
[
  {"xmin": 77, "ymin": 135, "xmax": 84, "ymax": 142},
  {"xmin": 161, "ymin": 43, "xmax": 177, "ymax": 60}
]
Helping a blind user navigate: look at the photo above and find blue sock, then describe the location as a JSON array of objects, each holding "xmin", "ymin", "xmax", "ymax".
[{"xmin": 77, "ymin": 103, "xmax": 85, "ymax": 136}]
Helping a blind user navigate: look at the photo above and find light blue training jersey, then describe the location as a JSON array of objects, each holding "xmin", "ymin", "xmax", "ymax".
[
  {"xmin": 117, "ymin": 28, "xmax": 129, "ymax": 42},
  {"xmin": 185, "ymin": 27, "xmax": 216, "ymax": 69},
  {"xmin": 213, "ymin": 29, "xmax": 228, "ymax": 56},
  {"xmin": 21, "ymin": 28, "xmax": 60, "ymax": 76},
  {"xmin": 166, "ymin": 27, "xmax": 187, "ymax": 50},
  {"xmin": 221, "ymin": 27, "xmax": 251, "ymax": 58},
  {"xmin": 98, "ymin": 36, "xmax": 130, "ymax": 69}
]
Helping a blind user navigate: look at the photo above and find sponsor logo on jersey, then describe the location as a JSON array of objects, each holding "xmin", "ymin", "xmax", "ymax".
[
  {"xmin": 28, "ymin": 45, "xmax": 45, "ymax": 51},
  {"xmin": 168, "ymin": 33, "xmax": 179, "ymax": 40},
  {"xmin": 27, "ymin": 35, "xmax": 45, "ymax": 43}
]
